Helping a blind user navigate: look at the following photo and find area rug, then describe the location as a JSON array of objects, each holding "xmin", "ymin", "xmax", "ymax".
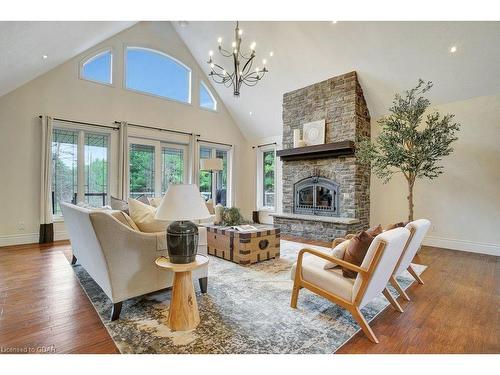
[{"xmin": 73, "ymin": 240, "xmax": 426, "ymax": 354}]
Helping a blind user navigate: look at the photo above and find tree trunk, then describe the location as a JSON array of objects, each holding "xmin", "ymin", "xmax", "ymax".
[{"xmin": 407, "ymin": 179, "xmax": 414, "ymax": 222}]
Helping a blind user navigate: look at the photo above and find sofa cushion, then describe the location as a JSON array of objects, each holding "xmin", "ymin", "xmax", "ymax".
[
  {"xmin": 128, "ymin": 198, "xmax": 168, "ymax": 233},
  {"xmin": 291, "ymin": 252, "xmax": 354, "ymax": 302},
  {"xmin": 342, "ymin": 231, "xmax": 374, "ymax": 278},
  {"xmin": 108, "ymin": 210, "xmax": 140, "ymax": 231}
]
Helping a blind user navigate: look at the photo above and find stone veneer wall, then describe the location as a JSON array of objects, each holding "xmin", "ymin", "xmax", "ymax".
[{"xmin": 276, "ymin": 71, "xmax": 371, "ymax": 241}]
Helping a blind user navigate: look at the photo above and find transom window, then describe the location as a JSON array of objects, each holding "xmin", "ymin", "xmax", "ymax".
[
  {"xmin": 81, "ymin": 49, "xmax": 112, "ymax": 85},
  {"xmin": 199, "ymin": 81, "xmax": 217, "ymax": 111},
  {"xmin": 125, "ymin": 47, "xmax": 191, "ymax": 103}
]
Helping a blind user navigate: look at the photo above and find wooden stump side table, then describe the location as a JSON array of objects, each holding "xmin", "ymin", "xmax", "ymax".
[{"xmin": 155, "ymin": 254, "xmax": 209, "ymax": 331}]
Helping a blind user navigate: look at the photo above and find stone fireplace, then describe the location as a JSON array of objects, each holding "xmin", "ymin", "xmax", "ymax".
[{"xmin": 272, "ymin": 71, "xmax": 371, "ymax": 241}]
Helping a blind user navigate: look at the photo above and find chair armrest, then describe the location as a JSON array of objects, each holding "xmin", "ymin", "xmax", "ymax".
[{"xmin": 296, "ymin": 247, "xmax": 368, "ymax": 277}]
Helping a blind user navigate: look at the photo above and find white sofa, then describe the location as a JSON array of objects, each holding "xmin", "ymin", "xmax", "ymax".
[{"xmin": 61, "ymin": 202, "xmax": 208, "ymax": 320}]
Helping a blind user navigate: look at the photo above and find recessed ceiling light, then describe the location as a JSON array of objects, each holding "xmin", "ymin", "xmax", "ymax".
[
  {"xmin": 42, "ymin": 55, "xmax": 48, "ymax": 59},
  {"xmin": 331, "ymin": 21, "xmax": 338, "ymax": 24},
  {"xmin": 450, "ymin": 46, "xmax": 457, "ymax": 53}
]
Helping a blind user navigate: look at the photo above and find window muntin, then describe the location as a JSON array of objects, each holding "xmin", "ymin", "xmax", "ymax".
[
  {"xmin": 84, "ymin": 133, "xmax": 109, "ymax": 207},
  {"xmin": 81, "ymin": 50, "xmax": 112, "ymax": 84},
  {"xmin": 199, "ymin": 81, "xmax": 217, "ymax": 111},
  {"xmin": 262, "ymin": 150, "xmax": 276, "ymax": 209},
  {"xmin": 162, "ymin": 146, "xmax": 185, "ymax": 194},
  {"xmin": 52, "ymin": 129, "xmax": 78, "ymax": 215},
  {"xmin": 125, "ymin": 47, "xmax": 191, "ymax": 103},
  {"xmin": 129, "ymin": 143, "xmax": 156, "ymax": 199}
]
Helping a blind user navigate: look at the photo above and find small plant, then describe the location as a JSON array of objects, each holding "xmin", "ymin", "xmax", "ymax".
[{"xmin": 221, "ymin": 207, "xmax": 246, "ymax": 226}]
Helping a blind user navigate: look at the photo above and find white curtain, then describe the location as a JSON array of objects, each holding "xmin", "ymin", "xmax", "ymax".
[
  {"xmin": 188, "ymin": 133, "xmax": 199, "ymax": 185},
  {"xmin": 117, "ymin": 121, "xmax": 129, "ymax": 199},
  {"xmin": 39, "ymin": 115, "xmax": 54, "ymax": 243}
]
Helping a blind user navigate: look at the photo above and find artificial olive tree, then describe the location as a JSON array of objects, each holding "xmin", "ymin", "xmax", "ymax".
[{"xmin": 357, "ymin": 80, "xmax": 460, "ymax": 221}]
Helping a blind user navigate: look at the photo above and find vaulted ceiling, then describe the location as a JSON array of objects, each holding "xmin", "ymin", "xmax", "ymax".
[
  {"xmin": 1, "ymin": 21, "xmax": 499, "ymax": 141},
  {"xmin": 174, "ymin": 21, "xmax": 500, "ymax": 140},
  {"xmin": 0, "ymin": 21, "xmax": 136, "ymax": 98}
]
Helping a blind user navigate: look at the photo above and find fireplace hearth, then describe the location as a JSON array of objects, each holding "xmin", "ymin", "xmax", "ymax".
[{"xmin": 294, "ymin": 177, "xmax": 339, "ymax": 216}]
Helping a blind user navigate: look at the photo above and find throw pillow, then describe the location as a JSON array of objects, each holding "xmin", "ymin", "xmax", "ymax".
[
  {"xmin": 110, "ymin": 196, "xmax": 129, "ymax": 214},
  {"xmin": 366, "ymin": 224, "xmax": 383, "ymax": 237},
  {"xmin": 324, "ymin": 239, "xmax": 351, "ymax": 270},
  {"xmin": 136, "ymin": 195, "xmax": 151, "ymax": 205},
  {"xmin": 342, "ymin": 231, "xmax": 374, "ymax": 278},
  {"xmin": 386, "ymin": 221, "xmax": 406, "ymax": 230},
  {"xmin": 148, "ymin": 196, "xmax": 163, "ymax": 208},
  {"xmin": 128, "ymin": 198, "xmax": 168, "ymax": 233}
]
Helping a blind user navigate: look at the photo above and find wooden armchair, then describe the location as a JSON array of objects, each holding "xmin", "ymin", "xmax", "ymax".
[{"xmin": 291, "ymin": 227, "xmax": 411, "ymax": 343}]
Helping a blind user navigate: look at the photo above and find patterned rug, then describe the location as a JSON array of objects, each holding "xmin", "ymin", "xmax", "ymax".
[{"xmin": 73, "ymin": 240, "xmax": 426, "ymax": 354}]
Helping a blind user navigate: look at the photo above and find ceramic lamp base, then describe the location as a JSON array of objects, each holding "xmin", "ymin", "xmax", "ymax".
[{"xmin": 166, "ymin": 220, "xmax": 199, "ymax": 264}]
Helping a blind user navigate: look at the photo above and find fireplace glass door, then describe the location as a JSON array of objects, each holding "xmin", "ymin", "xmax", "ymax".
[{"xmin": 294, "ymin": 177, "xmax": 339, "ymax": 216}]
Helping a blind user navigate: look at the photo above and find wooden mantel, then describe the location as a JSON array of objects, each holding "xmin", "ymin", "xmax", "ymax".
[{"xmin": 276, "ymin": 141, "xmax": 355, "ymax": 161}]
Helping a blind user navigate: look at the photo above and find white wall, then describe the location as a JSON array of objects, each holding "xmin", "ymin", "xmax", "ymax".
[
  {"xmin": 370, "ymin": 94, "xmax": 500, "ymax": 255},
  {"xmin": 0, "ymin": 21, "xmax": 253, "ymax": 246},
  {"xmin": 248, "ymin": 95, "xmax": 500, "ymax": 255}
]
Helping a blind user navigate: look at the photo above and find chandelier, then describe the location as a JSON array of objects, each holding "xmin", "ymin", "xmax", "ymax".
[{"xmin": 207, "ymin": 21, "xmax": 272, "ymax": 97}]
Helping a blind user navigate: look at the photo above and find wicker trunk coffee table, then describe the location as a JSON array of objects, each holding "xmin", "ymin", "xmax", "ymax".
[{"xmin": 205, "ymin": 224, "xmax": 280, "ymax": 265}]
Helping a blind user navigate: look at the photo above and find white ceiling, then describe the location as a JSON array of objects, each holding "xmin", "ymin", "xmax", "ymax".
[
  {"xmin": 0, "ymin": 21, "xmax": 136, "ymax": 97},
  {"xmin": 174, "ymin": 21, "xmax": 500, "ymax": 140}
]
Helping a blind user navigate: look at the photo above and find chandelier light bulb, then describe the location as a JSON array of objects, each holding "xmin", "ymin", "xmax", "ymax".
[
  {"xmin": 218, "ymin": 37, "xmax": 222, "ymax": 44},
  {"xmin": 250, "ymin": 42, "xmax": 256, "ymax": 50},
  {"xmin": 262, "ymin": 59, "xmax": 267, "ymax": 65},
  {"xmin": 269, "ymin": 51, "xmax": 274, "ymax": 57},
  {"xmin": 210, "ymin": 63, "xmax": 215, "ymax": 68},
  {"xmin": 209, "ymin": 50, "xmax": 213, "ymax": 56},
  {"xmin": 232, "ymin": 41, "xmax": 236, "ymax": 48},
  {"xmin": 238, "ymin": 29, "xmax": 243, "ymax": 36},
  {"xmin": 255, "ymin": 67, "xmax": 260, "ymax": 73},
  {"xmin": 222, "ymin": 69, "xmax": 226, "ymax": 76}
]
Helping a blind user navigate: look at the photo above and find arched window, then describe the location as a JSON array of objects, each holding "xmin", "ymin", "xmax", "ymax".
[
  {"xmin": 81, "ymin": 49, "xmax": 112, "ymax": 85},
  {"xmin": 125, "ymin": 47, "xmax": 191, "ymax": 103},
  {"xmin": 199, "ymin": 81, "xmax": 217, "ymax": 111}
]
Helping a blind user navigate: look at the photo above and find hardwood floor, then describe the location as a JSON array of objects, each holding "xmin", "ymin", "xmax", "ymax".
[{"xmin": 0, "ymin": 238, "xmax": 498, "ymax": 354}]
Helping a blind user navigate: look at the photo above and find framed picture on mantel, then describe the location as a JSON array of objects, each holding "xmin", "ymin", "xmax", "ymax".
[{"xmin": 302, "ymin": 119, "xmax": 325, "ymax": 146}]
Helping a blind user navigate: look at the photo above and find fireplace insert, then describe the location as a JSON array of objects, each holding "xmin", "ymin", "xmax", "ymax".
[{"xmin": 294, "ymin": 176, "xmax": 339, "ymax": 216}]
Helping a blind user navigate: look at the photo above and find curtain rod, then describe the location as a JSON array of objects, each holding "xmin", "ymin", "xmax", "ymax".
[
  {"xmin": 197, "ymin": 139, "xmax": 233, "ymax": 148},
  {"xmin": 39, "ymin": 115, "xmax": 118, "ymax": 131},
  {"xmin": 252, "ymin": 142, "xmax": 277, "ymax": 149},
  {"xmin": 114, "ymin": 121, "xmax": 200, "ymax": 137}
]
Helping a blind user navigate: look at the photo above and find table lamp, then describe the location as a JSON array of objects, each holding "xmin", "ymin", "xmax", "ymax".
[{"xmin": 155, "ymin": 184, "xmax": 211, "ymax": 264}]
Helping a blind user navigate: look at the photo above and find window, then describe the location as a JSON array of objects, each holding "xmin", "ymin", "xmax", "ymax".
[
  {"xmin": 257, "ymin": 146, "xmax": 276, "ymax": 210},
  {"xmin": 262, "ymin": 150, "xmax": 276, "ymax": 209},
  {"xmin": 129, "ymin": 144, "xmax": 155, "ymax": 199},
  {"xmin": 162, "ymin": 147, "xmax": 184, "ymax": 194},
  {"xmin": 52, "ymin": 129, "xmax": 78, "ymax": 215},
  {"xmin": 51, "ymin": 126, "xmax": 110, "ymax": 216},
  {"xmin": 129, "ymin": 138, "xmax": 188, "ymax": 199},
  {"xmin": 199, "ymin": 145, "xmax": 231, "ymax": 206},
  {"xmin": 199, "ymin": 81, "xmax": 217, "ymax": 111},
  {"xmin": 81, "ymin": 50, "xmax": 112, "ymax": 84},
  {"xmin": 125, "ymin": 47, "xmax": 191, "ymax": 103}
]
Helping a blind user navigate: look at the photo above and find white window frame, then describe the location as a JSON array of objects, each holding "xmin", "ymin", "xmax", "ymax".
[
  {"xmin": 199, "ymin": 81, "xmax": 217, "ymax": 112},
  {"xmin": 197, "ymin": 142, "xmax": 233, "ymax": 207},
  {"xmin": 256, "ymin": 145, "xmax": 277, "ymax": 211},
  {"xmin": 52, "ymin": 121, "xmax": 113, "ymax": 219},
  {"xmin": 128, "ymin": 136, "xmax": 189, "ymax": 198},
  {"xmin": 124, "ymin": 45, "xmax": 192, "ymax": 105},
  {"xmin": 79, "ymin": 48, "xmax": 114, "ymax": 86}
]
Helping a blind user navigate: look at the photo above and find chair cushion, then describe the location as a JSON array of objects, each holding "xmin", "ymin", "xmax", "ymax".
[
  {"xmin": 342, "ymin": 231, "xmax": 374, "ymax": 278},
  {"xmin": 324, "ymin": 239, "xmax": 351, "ymax": 270},
  {"xmin": 385, "ymin": 221, "xmax": 406, "ymax": 231},
  {"xmin": 291, "ymin": 252, "xmax": 354, "ymax": 302}
]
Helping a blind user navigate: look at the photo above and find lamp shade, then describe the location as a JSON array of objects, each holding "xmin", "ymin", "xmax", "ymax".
[
  {"xmin": 200, "ymin": 158, "xmax": 223, "ymax": 171},
  {"xmin": 155, "ymin": 184, "xmax": 211, "ymax": 221}
]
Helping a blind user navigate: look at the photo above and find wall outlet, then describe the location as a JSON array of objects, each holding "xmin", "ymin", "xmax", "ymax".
[{"xmin": 17, "ymin": 221, "xmax": 25, "ymax": 231}]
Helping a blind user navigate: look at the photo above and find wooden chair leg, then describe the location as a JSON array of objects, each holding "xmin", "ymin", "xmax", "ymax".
[
  {"xmin": 350, "ymin": 306, "xmax": 379, "ymax": 344},
  {"xmin": 390, "ymin": 275, "xmax": 411, "ymax": 301},
  {"xmin": 290, "ymin": 281, "xmax": 301, "ymax": 308},
  {"xmin": 382, "ymin": 288, "xmax": 404, "ymax": 313},
  {"xmin": 407, "ymin": 265, "xmax": 424, "ymax": 285}
]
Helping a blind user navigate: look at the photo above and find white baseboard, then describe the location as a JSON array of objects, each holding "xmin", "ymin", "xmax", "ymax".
[
  {"xmin": 0, "ymin": 230, "xmax": 69, "ymax": 248},
  {"xmin": 423, "ymin": 236, "xmax": 499, "ymax": 256}
]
